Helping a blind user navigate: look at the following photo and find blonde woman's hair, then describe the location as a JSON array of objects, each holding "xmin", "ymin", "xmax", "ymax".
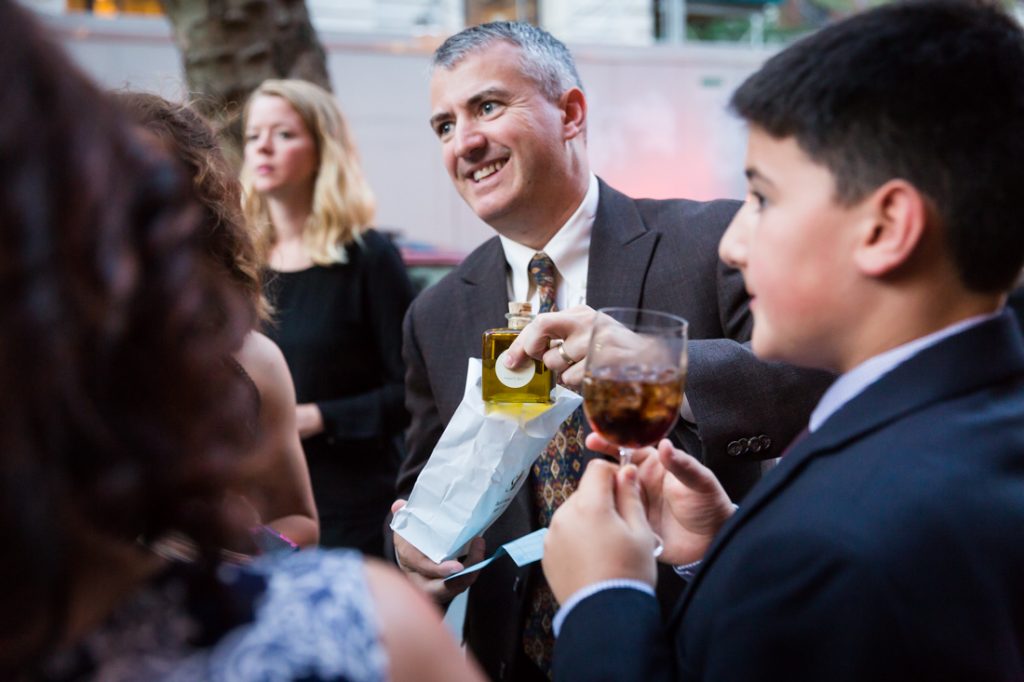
[{"xmin": 241, "ymin": 79, "xmax": 376, "ymax": 265}]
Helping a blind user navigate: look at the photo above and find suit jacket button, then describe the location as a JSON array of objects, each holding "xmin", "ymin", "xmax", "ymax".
[
  {"xmin": 727, "ymin": 438, "xmax": 746, "ymax": 457},
  {"xmin": 758, "ymin": 435, "xmax": 772, "ymax": 452},
  {"xmin": 512, "ymin": 575, "xmax": 522, "ymax": 595}
]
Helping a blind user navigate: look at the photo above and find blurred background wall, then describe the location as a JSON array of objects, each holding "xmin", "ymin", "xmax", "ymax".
[{"xmin": 29, "ymin": 1, "xmax": 781, "ymax": 252}]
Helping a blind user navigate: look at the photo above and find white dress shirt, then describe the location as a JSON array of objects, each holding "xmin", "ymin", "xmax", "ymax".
[{"xmin": 499, "ymin": 173, "xmax": 598, "ymax": 310}]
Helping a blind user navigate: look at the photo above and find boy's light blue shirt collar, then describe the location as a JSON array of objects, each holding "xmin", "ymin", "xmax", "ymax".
[{"xmin": 809, "ymin": 311, "xmax": 1000, "ymax": 433}]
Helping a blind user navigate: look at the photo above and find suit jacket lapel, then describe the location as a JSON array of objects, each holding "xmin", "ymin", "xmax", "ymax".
[
  {"xmin": 587, "ymin": 179, "xmax": 660, "ymax": 310},
  {"xmin": 455, "ymin": 237, "xmax": 511, "ymax": 359},
  {"xmin": 459, "ymin": 180, "xmax": 659, "ymax": 317},
  {"xmin": 672, "ymin": 312, "xmax": 1024, "ymax": 624},
  {"xmin": 575, "ymin": 179, "xmax": 659, "ymax": 462}
]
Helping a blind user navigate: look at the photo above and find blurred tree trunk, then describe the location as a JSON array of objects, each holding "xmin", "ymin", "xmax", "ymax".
[
  {"xmin": 466, "ymin": 0, "xmax": 537, "ymax": 24},
  {"xmin": 159, "ymin": 0, "xmax": 331, "ymax": 165}
]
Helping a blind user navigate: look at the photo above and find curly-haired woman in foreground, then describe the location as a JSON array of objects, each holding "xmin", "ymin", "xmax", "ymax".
[
  {"xmin": 116, "ymin": 90, "xmax": 319, "ymax": 550},
  {"xmin": 0, "ymin": 3, "xmax": 482, "ymax": 680}
]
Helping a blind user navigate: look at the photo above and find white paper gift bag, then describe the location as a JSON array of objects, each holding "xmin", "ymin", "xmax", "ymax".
[{"xmin": 390, "ymin": 358, "xmax": 582, "ymax": 563}]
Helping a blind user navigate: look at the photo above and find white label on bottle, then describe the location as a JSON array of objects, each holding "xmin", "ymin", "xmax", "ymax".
[{"xmin": 495, "ymin": 349, "xmax": 535, "ymax": 388}]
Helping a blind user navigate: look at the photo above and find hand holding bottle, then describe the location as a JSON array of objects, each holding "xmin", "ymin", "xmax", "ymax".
[{"xmin": 503, "ymin": 304, "xmax": 597, "ymax": 389}]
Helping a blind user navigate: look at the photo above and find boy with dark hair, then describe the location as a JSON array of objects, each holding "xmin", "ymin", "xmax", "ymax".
[{"xmin": 539, "ymin": 1, "xmax": 1024, "ymax": 680}]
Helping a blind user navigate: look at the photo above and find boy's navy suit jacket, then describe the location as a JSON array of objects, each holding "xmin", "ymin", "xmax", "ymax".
[{"xmin": 555, "ymin": 310, "xmax": 1024, "ymax": 682}]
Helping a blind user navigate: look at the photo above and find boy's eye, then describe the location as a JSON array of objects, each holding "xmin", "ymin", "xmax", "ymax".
[{"xmin": 751, "ymin": 191, "xmax": 767, "ymax": 211}]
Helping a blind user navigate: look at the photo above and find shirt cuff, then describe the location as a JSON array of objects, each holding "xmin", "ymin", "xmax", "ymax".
[
  {"xmin": 673, "ymin": 559, "xmax": 702, "ymax": 581},
  {"xmin": 552, "ymin": 579, "xmax": 655, "ymax": 637}
]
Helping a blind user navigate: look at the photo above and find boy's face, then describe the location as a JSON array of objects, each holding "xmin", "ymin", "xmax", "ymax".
[{"xmin": 719, "ymin": 127, "xmax": 866, "ymax": 372}]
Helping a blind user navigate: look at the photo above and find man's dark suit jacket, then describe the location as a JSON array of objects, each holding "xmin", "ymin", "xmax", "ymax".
[
  {"xmin": 397, "ymin": 180, "xmax": 830, "ymax": 680},
  {"xmin": 554, "ymin": 311, "xmax": 1024, "ymax": 682},
  {"xmin": 1007, "ymin": 285, "xmax": 1024, "ymax": 333}
]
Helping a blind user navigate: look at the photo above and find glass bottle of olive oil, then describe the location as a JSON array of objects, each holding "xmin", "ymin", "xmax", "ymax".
[{"xmin": 482, "ymin": 302, "xmax": 554, "ymax": 404}]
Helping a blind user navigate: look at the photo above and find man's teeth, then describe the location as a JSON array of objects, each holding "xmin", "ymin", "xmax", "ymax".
[{"xmin": 473, "ymin": 160, "xmax": 506, "ymax": 182}]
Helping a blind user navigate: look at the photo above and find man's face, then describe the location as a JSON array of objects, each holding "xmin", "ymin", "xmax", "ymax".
[
  {"xmin": 429, "ymin": 42, "xmax": 576, "ymax": 240},
  {"xmin": 719, "ymin": 127, "xmax": 865, "ymax": 372}
]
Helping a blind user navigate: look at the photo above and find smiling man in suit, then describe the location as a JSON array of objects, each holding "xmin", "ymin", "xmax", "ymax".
[
  {"xmin": 542, "ymin": 2, "xmax": 1024, "ymax": 680},
  {"xmin": 388, "ymin": 21, "xmax": 829, "ymax": 681}
]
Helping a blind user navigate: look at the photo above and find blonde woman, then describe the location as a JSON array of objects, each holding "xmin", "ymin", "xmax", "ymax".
[{"xmin": 242, "ymin": 79, "xmax": 415, "ymax": 556}]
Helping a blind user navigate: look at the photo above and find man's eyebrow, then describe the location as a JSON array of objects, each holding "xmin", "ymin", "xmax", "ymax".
[
  {"xmin": 428, "ymin": 111, "xmax": 449, "ymax": 130},
  {"xmin": 466, "ymin": 87, "xmax": 511, "ymax": 108},
  {"xmin": 429, "ymin": 87, "xmax": 512, "ymax": 129}
]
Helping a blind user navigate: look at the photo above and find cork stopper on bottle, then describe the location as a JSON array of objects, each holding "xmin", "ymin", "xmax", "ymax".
[
  {"xmin": 508, "ymin": 301, "xmax": 532, "ymax": 316},
  {"xmin": 506, "ymin": 301, "xmax": 534, "ymax": 330}
]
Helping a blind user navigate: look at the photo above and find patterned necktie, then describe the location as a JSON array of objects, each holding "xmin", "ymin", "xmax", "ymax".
[
  {"xmin": 522, "ymin": 252, "xmax": 585, "ymax": 677},
  {"xmin": 529, "ymin": 251, "xmax": 558, "ymax": 314}
]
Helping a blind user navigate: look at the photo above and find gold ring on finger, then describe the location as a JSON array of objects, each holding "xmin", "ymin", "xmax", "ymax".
[{"xmin": 556, "ymin": 342, "xmax": 577, "ymax": 367}]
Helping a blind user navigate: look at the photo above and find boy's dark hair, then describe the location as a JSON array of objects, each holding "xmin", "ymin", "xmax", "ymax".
[{"xmin": 731, "ymin": 0, "xmax": 1024, "ymax": 293}]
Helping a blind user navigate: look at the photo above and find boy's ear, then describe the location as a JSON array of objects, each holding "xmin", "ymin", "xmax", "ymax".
[
  {"xmin": 853, "ymin": 180, "xmax": 928, "ymax": 278},
  {"xmin": 560, "ymin": 87, "xmax": 587, "ymax": 141}
]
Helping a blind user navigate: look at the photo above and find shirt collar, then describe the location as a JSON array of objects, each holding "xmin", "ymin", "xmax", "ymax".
[
  {"xmin": 809, "ymin": 311, "xmax": 1000, "ymax": 432},
  {"xmin": 499, "ymin": 173, "xmax": 598, "ymax": 310}
]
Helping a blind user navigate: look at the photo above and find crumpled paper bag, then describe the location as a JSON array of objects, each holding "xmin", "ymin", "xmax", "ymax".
[{"xmin": 391, "ymin": 358, "xmax": 582, "ymax": 563}]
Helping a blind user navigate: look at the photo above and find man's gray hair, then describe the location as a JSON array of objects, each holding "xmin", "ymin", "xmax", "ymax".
[{"xmin": 432, "ymin": 22, "xmax": 583, "ymax": 101}]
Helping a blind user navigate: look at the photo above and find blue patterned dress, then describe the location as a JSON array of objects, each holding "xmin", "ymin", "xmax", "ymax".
[{"xmin": 40, "ymin": 550, "xmax": 388, "ymax": 681}]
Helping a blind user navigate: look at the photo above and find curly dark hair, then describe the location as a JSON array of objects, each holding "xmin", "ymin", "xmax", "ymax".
[
  {"xmin": 115, "ymin": 91, "xmax": 272, "ymax": 322},
  {"xmin": 0, "ymin": 1, "xmax": 256, "ymax": 672}
]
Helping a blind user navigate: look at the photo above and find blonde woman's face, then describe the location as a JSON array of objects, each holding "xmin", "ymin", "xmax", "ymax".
[{"xmin": 244, "ymin": 95, "xmax": 319, "ymax": 202}]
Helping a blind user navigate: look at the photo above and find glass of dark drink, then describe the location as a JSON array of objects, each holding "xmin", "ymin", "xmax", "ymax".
[{"xmin": 582, "ymin": 307, "xmax": 688, "ymax": 467}]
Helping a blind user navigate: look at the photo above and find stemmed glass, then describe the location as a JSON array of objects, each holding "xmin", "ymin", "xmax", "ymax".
[
  {"xmin": 581, "ymin": 308, "xmax": 687, "ymax": 558},
  {"xmin": 582, "ymin": 307, "xmax": 689, "ymax": 467}
]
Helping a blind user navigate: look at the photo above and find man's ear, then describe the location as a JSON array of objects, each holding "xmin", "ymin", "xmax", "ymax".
[
  {"xmin": 853, "ymin": 180, "xmax": 928, "ymax": 278},
  {"xmin": 560, "ymin": 87, "xmax": 587, "ymax": 141}
]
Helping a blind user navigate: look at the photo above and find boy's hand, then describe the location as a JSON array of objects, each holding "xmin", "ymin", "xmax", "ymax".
[
  {"xmin": 586, "ymin": 434, "xmax": 735, "ymax": 566},
  {"xmin": 542, "ymin": 460, "xmax": 659, "ymax": 603}
]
